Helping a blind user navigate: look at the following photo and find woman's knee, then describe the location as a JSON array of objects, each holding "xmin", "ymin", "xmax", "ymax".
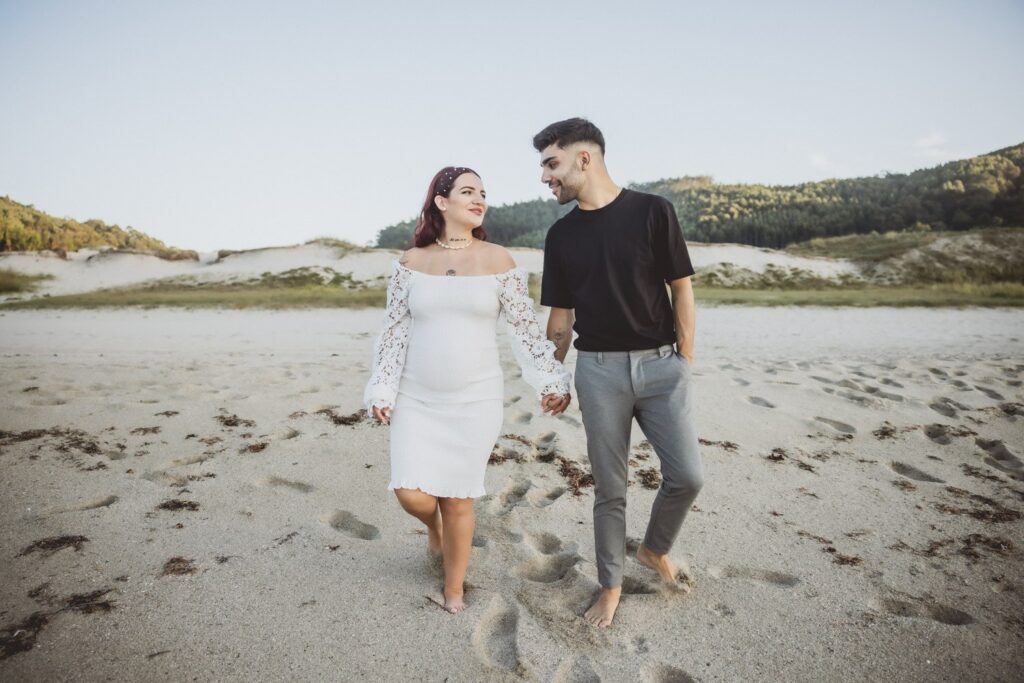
[
  {"xmin": 438, "ymin": 497, "xmax": 475, "ymax": 517},
  {"xmin": 394, "ymin": 488, "xmax": 437, "ymax": 514}
]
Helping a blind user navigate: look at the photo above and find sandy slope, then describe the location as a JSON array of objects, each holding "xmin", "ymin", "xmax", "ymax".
[
  {"xmin": 1, "ymin": 306, "xmax": 1022, "ymax": 681},
  {"xmin": 0, "ymin": 243, "xmax": 855, "ymax": 300}
]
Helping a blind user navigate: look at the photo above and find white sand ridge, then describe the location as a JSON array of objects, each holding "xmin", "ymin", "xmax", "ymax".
[{"xmin": 1, "ymin": 240, "xmax": 862, "ymax": 301}]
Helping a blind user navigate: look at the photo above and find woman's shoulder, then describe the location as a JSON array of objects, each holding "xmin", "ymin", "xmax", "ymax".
[
  {"xmin": 479, "ymin": 242, "xmax": 516, "ymax": 272},
  {"xmin": 398, "ymin": 246, "xmax": 430, "ymax": 268}
]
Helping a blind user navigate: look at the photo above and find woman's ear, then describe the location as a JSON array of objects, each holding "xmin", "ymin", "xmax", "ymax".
[{"xmin": 434, "ymin": 195, "xmax": 447, "ymax": 212}]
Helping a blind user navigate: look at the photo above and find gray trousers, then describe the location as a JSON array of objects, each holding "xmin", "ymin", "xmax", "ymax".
[{"xmin": 574, "ymin": 344, "xmax": 704, "ymax": 588}]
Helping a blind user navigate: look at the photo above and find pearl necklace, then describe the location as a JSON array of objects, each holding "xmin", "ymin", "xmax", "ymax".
[{"xmin": 436, "ymin": 237, "xmax": 474, "ymax": 250}]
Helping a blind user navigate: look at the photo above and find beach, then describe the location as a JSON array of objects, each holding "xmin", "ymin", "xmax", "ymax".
[{"xmin": 1, "ymin": 305, "xmax": 1022, "ymax": 681}]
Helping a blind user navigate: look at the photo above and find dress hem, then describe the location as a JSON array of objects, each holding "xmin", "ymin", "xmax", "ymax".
[{"xmin": 388, "ymin": 481, "xmax": 486, "ymax": 499}]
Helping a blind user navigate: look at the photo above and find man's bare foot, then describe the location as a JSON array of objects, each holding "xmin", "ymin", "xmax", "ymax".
[
  {"xmin": 636, "ymin": 543, "xmax": 693, "ymax": 591},
  {"xmin": 584, "ymin": 587, "xmax": 621, "ymax": 628},
  {"xmin": 442, "ymin": 587, "xmax": 467, "ymax": 614},
  {"xmin": 426, "ymin": 507, "xmax": 443, "ymax": 556},
  {"xmin": 636, "ymin": 543, "xmax": 679, "ymax": 583}
]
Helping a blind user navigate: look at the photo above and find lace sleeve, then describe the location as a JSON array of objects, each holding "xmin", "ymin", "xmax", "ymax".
[
  {"xmin": 496, "ymin": 269, "xmax": 572, "ymax": 400},
  {"xmin": 362, "ymin": 261, "xmax": 412, "ymax": 412}
]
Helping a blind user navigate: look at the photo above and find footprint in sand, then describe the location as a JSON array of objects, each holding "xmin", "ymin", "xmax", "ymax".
[
  {"xmin": 814, "ymin": 417, "xmax": 856, "ymax": 435},
  {"xmin": 527, "ymin": 531, "xmax": 563, "ymax": 555},
  {"xmin": 266, "ymin": 427, "xmax": 300, "ymax": 441},
  {"xmin": 973, "ymin": 384, "xmax": 1005, "ymax": 400},
  {"xmin": 747, "ymin": 396, "xmax": 775, "ymax": 409},
  {"xmin": 322, "ymin": 510, "xmax": 380, "ymax": 540},
  {"xmin": 143, "ymin": 454, "xmax": 214, "ymax": 485},
  {"xmin": 833, "ymin": 390, "xmax": 876, "ymax": 407},
  {"xmin": 929, "ymin": 397, "xmax": 970, "ymax": 418},
  {"xmin": 260, "ymin": 476, "xmax": 314, "ymax": 493},
  {"xmin": 510, "ymin": 409, "xmax": 532, "ymax": 424},
  {"xmin": 489, "ymin": 479, "xmax": 532, "ymax": 515},
  {"xmin": 890, "ymin": 462, "xmax": 944, "ymax": 483},
  {"xmin": 532, "ymin": 430, "xmax": 557, "ymax": 454},
  {"xmin": 732, "ymin": 377, "xmax": 751, "ymax": 387},
  {"xmin": 68, "ymin": 493, "xmax": 118, "ymax": 509},
  {"xmin": 553, "ymin": 655, "xmax": 601, "ymax": 683},
  {"xmin": 557, "ymin": 414, "xmax": 582, "ymax": 428},
  {"xmin": 526, "ymin": 486, "xmax": 566, "ymax": 508},
  {"xmin": 870, "ymin": 596, "xmax": 974, "ymax": 626},
  {"xmin": 924, "ymin": 424, "xmax": 954, "ymax": 445},
  {"xmin": 472, "ymin": 596, "xmax": 523, "ymax": 674},
  {"xmin": 504, "ymin": 395, "xmax": 522, "ymax": 407},
  {"xmin": 514, "ymin": 552, "xmax": 581, "ymax": 583},
  {"xmin": 707, "ymin": 565, "xmax": 800, "ymax": 588},
  {"xmin": 975, "ymin": 438, "xmax": 1024, "ymax": 479},
  {"xmin": 879, "ymin": 377, "xmax": 904, "ymax": 388},
  {"xmin": 649, "ymin": 664, "xmax": 698, "ymax": 683},
  {"xmin": 860, "ymin": 385, "xmax": 904, "ymax": 402}
]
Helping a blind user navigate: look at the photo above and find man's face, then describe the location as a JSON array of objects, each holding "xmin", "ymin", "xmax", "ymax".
[{"xmin": 539, "ymin": 143, "xmax": 585, "ymax": 205}]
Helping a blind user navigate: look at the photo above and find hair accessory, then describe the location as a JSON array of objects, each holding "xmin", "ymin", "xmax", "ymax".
[{"xmin": 434, "ymin": 166, "xmax": 476, "ymax": 198}]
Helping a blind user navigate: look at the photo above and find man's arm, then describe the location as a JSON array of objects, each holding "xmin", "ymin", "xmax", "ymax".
[
  {"xmin": 546, "ymin": 307, "xmax": 575, "ymax": 363},
  {"xmin": 668, "ymin": 277, "xmax": 695, "ymax": 363}
]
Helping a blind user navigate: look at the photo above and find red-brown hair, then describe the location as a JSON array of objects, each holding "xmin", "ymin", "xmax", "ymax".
[{"xmin": 413, "ymin": 166, "xmax": 488, "ymax": 248}]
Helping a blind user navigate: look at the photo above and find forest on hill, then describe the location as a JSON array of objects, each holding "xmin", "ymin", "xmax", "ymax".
[
  {"xmin": 375, "ymin": 143, "xmax": 1024, "ymax": 250},
  {"xmin": 0, "ymin": 196, "xmax": 194, "ymax": 258}
]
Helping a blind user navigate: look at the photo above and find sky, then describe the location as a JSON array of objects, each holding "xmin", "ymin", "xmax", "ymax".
[{"xmin": 2, "ymin": 0, "xmax": 1022, "ymax": 252}]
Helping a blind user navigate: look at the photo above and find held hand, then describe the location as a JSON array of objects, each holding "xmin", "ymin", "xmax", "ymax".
[
  {"xmin": 541, "ymin": 393, "xmax": 571, "ymax": 416},
  {"xmin": 675, "ymin": 351, "xmax": 694, "ymax": 367},
  {"xmin": 372, "ymin": 405, "xmax": 392, "ymax": 425}
]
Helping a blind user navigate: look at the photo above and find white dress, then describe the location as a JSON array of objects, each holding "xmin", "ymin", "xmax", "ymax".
[{"xmin": 363, "ymin": 261, "xmax": 571, "ymax": 498}]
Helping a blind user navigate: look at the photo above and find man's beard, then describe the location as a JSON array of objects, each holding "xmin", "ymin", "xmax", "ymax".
[{"xmin": 555, "ymin": 179, "xmax": 581, "ymax": 205}]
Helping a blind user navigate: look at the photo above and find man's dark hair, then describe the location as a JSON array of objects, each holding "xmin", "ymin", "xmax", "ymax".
[{"xmin": 532, "ymin": 117, "xmax": 605, "ymax": 156}]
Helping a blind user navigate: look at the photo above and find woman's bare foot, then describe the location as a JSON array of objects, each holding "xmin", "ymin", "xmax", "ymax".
[
  {"xmin": 442, "ymin": 586, "xmax": 467, "ymax": 614},
  {"xmin": 584, "ymin": 586, "xmax": 622, "ymax": 628}
]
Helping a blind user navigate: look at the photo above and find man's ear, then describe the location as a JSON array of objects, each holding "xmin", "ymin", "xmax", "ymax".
[{"xmin": 578, "ymin": 149, "xmax": 591, "ymax": 171}]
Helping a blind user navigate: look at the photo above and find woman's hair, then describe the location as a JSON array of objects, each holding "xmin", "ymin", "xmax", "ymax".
[{"xmin": 412, "ymin": 166, "xmax": 488, "ymax": 248}]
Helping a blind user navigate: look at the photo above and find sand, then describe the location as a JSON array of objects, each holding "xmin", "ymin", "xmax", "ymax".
[{"xmin": 1, "ymin": 305, "xmax": 1023, "ymax": 682}]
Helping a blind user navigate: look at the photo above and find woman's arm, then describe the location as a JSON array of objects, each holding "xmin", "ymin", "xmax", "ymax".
[
  {"xmin": 362, "ymin": 261, "xmax": 413, "ymax": 421},
  {"xmin": 496, "ymin": 269, "xmax": 572, "ymax": 413}
]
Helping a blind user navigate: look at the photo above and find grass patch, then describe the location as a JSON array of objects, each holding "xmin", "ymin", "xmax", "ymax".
[
  {"xmin": 785, "ymin": 226, "xmax": 1024, "ymax": 263},
  {"xmin": 785, "ymin": 229, "xmax": 942, "ymax": 262},
  {"xmin": 0, "ymin": 268, "xmax": 54, "ymax": 293},
  {"xmin": 694, "ymin": 283, "xmax": 1024, "ymax": 307},
  {"xmin": 0, "ymin": 282, "xmax": 386, "ymax": 310},
  {"xmin": 4, "ymin": 272, "xmax": 1021, "ymax": 310}
]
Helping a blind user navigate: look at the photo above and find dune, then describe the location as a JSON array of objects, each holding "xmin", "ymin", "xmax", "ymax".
[{"xmin": 0, "ymin": 242, "xmax": 857, "ymax": 302}]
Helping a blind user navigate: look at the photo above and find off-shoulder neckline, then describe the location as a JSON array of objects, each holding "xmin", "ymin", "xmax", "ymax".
[{"xmin": 393, "ymin": 260, "xmax": 520, "ymax": 278}]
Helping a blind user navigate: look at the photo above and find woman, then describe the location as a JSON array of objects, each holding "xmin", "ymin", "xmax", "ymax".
[{"xmin": 363, "ymin": 166, "xmax": 572, "ymax": 614}]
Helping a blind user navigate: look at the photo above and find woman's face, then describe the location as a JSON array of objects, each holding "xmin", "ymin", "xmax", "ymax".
[{"xmin": 436, "ymin": 172, "xmax": 487, "ymax": 228}]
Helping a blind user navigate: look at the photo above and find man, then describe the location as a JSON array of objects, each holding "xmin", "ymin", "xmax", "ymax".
[{"xmin": 534, "ymin": 117, "xmax": 703, "ymax": 628}]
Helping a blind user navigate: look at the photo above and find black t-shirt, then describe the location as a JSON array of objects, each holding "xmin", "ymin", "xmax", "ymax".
[{"xmin": 540, "ymin": 188, "xmax": 695, "ymax": 351}]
